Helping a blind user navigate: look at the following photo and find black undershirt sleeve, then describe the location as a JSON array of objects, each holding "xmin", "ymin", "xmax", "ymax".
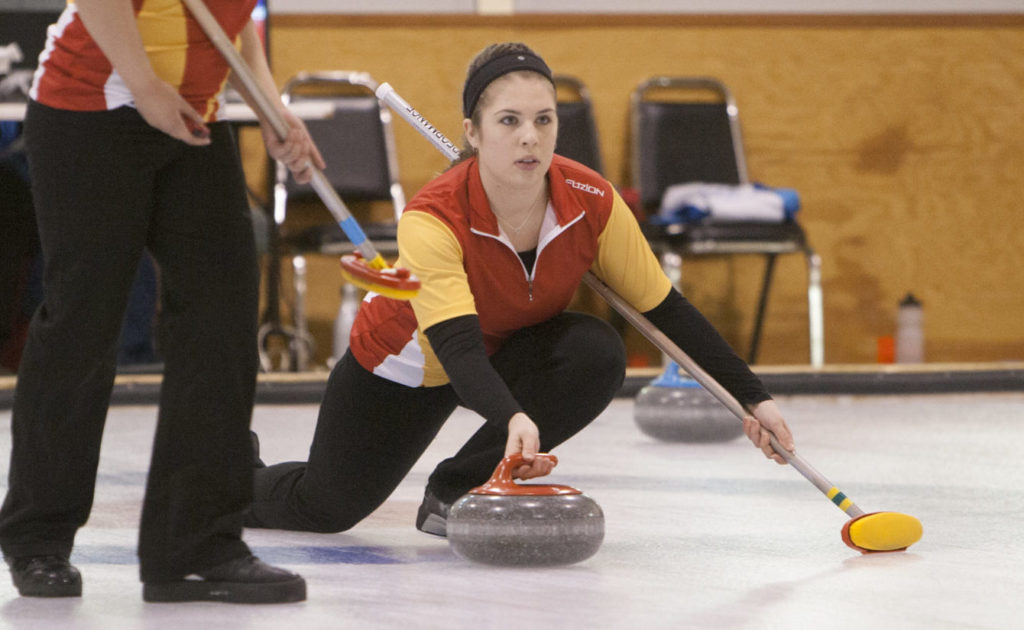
[
  {"xmin": 424, "ymin": 314, "xmax": 522, "ymax": 429},
  {"xmin": 642, "ymin": 288, "xmax": 772, "ymax": 407}
]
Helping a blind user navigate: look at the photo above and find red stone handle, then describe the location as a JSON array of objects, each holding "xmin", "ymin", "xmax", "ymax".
[{"xmin": 468, "ymin": 453, "xmax": 582, "ymax": 496}]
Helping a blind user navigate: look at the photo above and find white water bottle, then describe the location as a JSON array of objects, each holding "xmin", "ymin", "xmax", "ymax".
[
  {"xmin": 895, "ymin": 292, "xmax": 924, "ymax": 363},
  {"xmin": 332, "ymin": 283, "xmax": 360, "ymax": 364}
]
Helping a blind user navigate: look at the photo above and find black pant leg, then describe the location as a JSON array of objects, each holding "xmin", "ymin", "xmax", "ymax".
[
  {"xmin": 0, "ymin": 104, "xmax": 157, "ymax": 558},
  {"xmin": 137, "ymin": 121, "xmax": 259, "ymax": 581},
  {"xmin": 427, "ymin": 312, "xmax": 626, "ymax": 503},
  {"xmin": 247, "ymin": 352, "xmax": 459, "ymax": 533},
  {"xmin": 0, "ymin": 156, "xmax": 37, "ymax": 370}
]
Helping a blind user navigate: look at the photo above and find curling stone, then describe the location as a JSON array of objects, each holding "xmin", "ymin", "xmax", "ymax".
[
  {"xmin": 447, "ymin": 453, "xmax": 604, "ymax": 567},
  {"xmin": 633, "ymin": 361, "xmax": 744, "ymax": 442}
]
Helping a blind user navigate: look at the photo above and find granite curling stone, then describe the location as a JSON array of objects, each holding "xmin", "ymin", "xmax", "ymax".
[
  {"xmin": 447, "ymin": 453, "xmax": 604, "ymax": 567},
  {"xmin": 633, "ymin": 361, "xmax": 744, "ymax": 443}
]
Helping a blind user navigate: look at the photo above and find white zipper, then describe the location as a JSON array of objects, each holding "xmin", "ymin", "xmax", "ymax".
[{"xmin": 469, "ymin": 207, "xmax": 586, "ymax": 302}]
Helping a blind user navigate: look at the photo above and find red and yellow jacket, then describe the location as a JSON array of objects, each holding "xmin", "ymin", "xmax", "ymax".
[
  {"xmin": 350, "ymin": 154, "xmax": 671, "ymax": 387},
  {"xmin": 30, "ymin": 0, "xmax": 255, "ymax": 121}
]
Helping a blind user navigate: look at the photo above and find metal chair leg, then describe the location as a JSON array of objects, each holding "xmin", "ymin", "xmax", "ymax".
[
  {"xmin": 290, "ymin": 255, "xmax": 315, "ymax": 371},
  {"xmin": 748, "ymin": 253, "xmax": 778, "ymax": 365},
  {"xmin": 806, "ymin": 247, "xmax": 825, "ymax": 368},
  {"xmin": 257, "ymin": 198, "xmax": 300, "ymax": 372}
]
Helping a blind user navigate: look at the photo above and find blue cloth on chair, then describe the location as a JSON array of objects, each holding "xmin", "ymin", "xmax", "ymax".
[{"xmin": 654, "ymin": 182, "xmax": 800, "ymax": 225}]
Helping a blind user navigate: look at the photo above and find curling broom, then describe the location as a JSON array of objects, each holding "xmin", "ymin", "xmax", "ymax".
[
  {"xmin": 181, "ymin": 0, "xmax": 418, "ymax": 299},
  {"xmin": 375, "ymin": 81, "xmax": 922, "ymax": 554}
]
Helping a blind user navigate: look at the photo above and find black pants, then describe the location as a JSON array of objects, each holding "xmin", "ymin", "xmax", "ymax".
[
  {"xmin": 0, "ymin": 153, "xmax": 37, "ymax": 371},
  {"xmin": 0, "ymin": 102, "xmax": 259, "ymax": 582},
  {"xmin": 247, "ymin": 312, "xmax": 626, "ymax": 533}
]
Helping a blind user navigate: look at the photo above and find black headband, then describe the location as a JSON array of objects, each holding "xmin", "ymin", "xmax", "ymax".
[{"xmin": 462, "ymin": 51, "xmax": 554, "ymax": 118}]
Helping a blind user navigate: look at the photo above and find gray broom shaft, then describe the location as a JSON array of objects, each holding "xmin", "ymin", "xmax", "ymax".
[
  {"xmin": 581, "ymin": 273, "xmax": 864, "ymax": 518},
  {"xmin": 180, "ymin": 0, "xmax": 379, "ymax": 263}
]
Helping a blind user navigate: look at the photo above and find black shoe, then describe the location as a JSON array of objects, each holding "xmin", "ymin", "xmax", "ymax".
[
  {"xmin": 6, "ymin": 555, "xmax": 82, "ymax": 598},
  {"xmin": 415, "ymin": 489, "xmax": 452, "ymax": 537},
  {"xmin": 143, "ymin": 555, "xmax": 305, "ymax": 604},
  {"xmin": 251, "ymin": 430, "xmax": 266, "ymax": 468}
]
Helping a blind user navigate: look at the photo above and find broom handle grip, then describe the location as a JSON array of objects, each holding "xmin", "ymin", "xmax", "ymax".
[
  {"xmin": 376, "ymin": 83, "xmax": 461, "ymax": 161},
  {"xmin": 180, "ymin": 0, "xmax": 381, "ymax": 265}
]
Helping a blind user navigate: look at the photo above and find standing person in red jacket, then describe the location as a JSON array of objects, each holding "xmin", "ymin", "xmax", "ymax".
[
  {"xmin": 246, "ymin": 42, "xmax": 794, "ymax": 538},
  {"xmin": 0, "ymin": 0, "xmax": 323, "ymax": 603}
]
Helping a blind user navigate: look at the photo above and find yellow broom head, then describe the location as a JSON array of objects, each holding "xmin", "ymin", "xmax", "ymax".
[{"xmin": 842, "ymin": 511, "xmax": 923, "ymax": 553}]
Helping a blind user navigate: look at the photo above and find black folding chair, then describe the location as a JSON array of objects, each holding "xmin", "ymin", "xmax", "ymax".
[
  {"xmin": 631, "ymin": 76, "xmax": 824, "ymax": 366},
  {"xmin": 554, "ymin": 75, "xmax": 605, "ymax": 174}
]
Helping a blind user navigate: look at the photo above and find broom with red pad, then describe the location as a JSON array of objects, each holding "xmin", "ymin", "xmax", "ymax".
[{"xmin": 181, "ymin": 0, "xmax": 419, "ymax": 300}]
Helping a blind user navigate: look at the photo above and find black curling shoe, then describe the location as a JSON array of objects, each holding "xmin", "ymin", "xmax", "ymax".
[
  {"xmin": 143, "ymin": 555, "xmax": 305, "ymax": 604},
  {"xmin": 415, "ymin": 489, "xmax": 452, "ymax": 537},
  {"xmin": 6, "ymin": 555, "xmax": 83, "ymax": 597}
]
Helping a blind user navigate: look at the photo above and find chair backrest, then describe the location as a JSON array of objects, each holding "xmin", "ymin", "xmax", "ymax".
[
  {"xmin": 280, "ymin": 71, "xmax": 405, "ymax": 219},
  {"xmin": 631, "ymin": 76, "xmax": 749, "ymax": 212},
  {"xmin": 554, "ymin": 75, "xmax": 604, "ymax": 175}
]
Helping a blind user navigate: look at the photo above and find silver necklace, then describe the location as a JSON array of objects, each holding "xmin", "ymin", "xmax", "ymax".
[{"xmin": 500, "ymin": 202, "xmax": 542, "ymax": 234}]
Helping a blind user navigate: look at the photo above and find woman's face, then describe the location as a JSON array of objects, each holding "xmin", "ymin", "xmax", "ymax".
[{"xmin": 464, "ymin": 72, "xmax": 557, "ymax": 192}]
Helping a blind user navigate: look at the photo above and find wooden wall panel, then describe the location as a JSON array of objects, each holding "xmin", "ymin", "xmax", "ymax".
[{"xmin": 251, "ymin": 16, "xmax": 1024, "ymax": 366}]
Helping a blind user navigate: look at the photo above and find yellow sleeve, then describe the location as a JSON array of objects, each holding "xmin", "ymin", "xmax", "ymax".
[
  {"xmin": 591, "ymin": 191, "xmax": 672, "ymax": 313},
  {"xmin": 396, "ymin": 210, "xmax": 478, "ymax": 331}
]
